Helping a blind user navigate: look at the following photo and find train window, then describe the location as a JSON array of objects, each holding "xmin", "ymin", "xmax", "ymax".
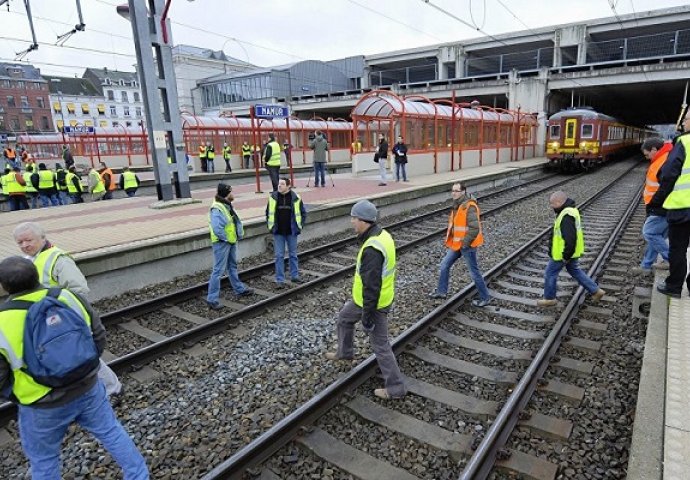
[
  {"xmin": 549, "ymin": 125, "xmax": 560, "ymax": 139},
  {"xmin": 581, "ymin": 124, "xmax": 593, "ymax": 138}
]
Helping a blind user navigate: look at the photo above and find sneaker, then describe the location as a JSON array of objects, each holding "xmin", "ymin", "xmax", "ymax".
[
  {"xmin": 374, "ymin": 388, "xmax": 391, "ymax": 399},
  {"xmin": 537, "ymin": 298, "xmax": 558, "ymax": 307},
  {"xmin": 206, "ymin": 301, "xmax": 223, "ymax": 310},
  {"xmin": 404, "ymin": 179, "xmax": 410, "ymax": 182},
  {"xmin": 428, "ymin": 290, "xmax": 447, "ymax": 299},
  {"xmin": 378, "ymin": 182, "xmax": 387, "ymax": 186},
  {"xmin": 291, "ymin": 277, "xmax": 305, "ymax": 284},
  {"xmin": 591, "ymin": 289, "xmax": 606, "ymax": 302},
  {"xmin": 236, "ymin": 288, "xmax": 254, "ymax": 297},
  {"xmin": 653, "ymin": 261, "xmax": 670, "ymax": 271},
  {"xmin": 657, "ymin": 282, "xmax": 681, "ymax": 298},
  {"xmin": 110, "ymin": 388, "xmax": 125, "ymax": 407},
  {"xmin": 631, "ymin": 266, "xmax": 652, "ymax": 276},
  {"xmin": 471, "ymin": 298, "xmax": 492, "ymax": 307},
  {"xmin": 274, "ymin": 282, "xmax": 288, "ymax": 289}
]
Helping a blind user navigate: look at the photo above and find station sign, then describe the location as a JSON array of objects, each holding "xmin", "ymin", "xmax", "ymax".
[
  {"xmin": 254, "ymin": 104, "xmax": 289, "ymax": 119},
  {"xmin": 63, "ymin": 126, "xmax": 95, "ymax": 134}
]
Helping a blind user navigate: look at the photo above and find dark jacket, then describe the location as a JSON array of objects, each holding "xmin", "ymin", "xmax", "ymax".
[
  {"xmin": 357, "ymin": 224, "xmax": 388, "ymax": 320},
  {"xmin": 266, "ymin": 190, "xmax": 307, "ymax": 236},
  {"xmin": 309, "ymin": 135, "xmax": 329, "ymax": 163},
  {"xmin": 655, "ymin": 132, "xmax": 690, "ymax": 224},
  {"xmin": 392, "ymin": 142, "xmax": 408, "ymax": 164},
  {"xmin": 0, "ymin": 288, "xmax": 105, "ymax": 408},
  {"xmin": 62, "ymin": 149, "xmax": 75, "ymax": 168},
  {"xmin": 551, "ymin": 198, "xmax": 578, "ymax": 261},
  {"xmin": 377, "ymin": 139, "xmax": 388, "ymax": 159}
]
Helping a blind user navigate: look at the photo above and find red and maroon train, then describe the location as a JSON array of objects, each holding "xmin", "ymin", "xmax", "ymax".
[{"xmin": 546, "ymin": 107, "xmax": 653, "ymax": 171}]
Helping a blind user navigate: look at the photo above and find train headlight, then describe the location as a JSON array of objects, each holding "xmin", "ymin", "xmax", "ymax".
[
  {"xmin": 580, "ymin": 142, "xmax": 587, "ymax": 148},
  {"xmin": 550, "ymin": 141, "xmax": 560, "ymax": 148}
]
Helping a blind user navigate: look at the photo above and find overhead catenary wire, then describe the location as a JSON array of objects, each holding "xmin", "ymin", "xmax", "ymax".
[
  {"xmin": 419, "ymin": 0, "xmax": 511, "ymax": 47},
  {"xmin": 346, "ymin": 0, "xmax": 443, "ymax": 41}
]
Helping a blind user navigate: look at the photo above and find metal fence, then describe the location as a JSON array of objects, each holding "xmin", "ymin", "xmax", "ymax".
[
  {"xmin": 587, "ymin": 28, "xmax": 690, "ymax": 63},
  {"xmin": 369, "ymin": 64, "xmax": 438, "ymax": 86},
  {"xmin": 465, "ymin": 47, "xmax": 554, "ymax": 77}
]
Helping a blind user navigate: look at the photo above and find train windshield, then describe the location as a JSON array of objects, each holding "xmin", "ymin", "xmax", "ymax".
[
  {"xmin": 581, "ymin": 124, "xmax": 593, "ymax": 138},
  {"xmin": 549, "ymin": 125, "xmax": 560, "ymax": 139},
  {"xmin": 564, "ymin": 119, "xmax": 577, "ymax": 147}
]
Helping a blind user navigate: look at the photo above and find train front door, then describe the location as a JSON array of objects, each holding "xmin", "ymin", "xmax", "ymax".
[{"xmin": 564, "ymin": 118, "xmax": 577, "ymax": 147}]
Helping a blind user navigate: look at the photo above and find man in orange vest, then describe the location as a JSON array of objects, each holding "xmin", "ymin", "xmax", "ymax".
[
  {"xmin": 98, "ymin": 161, "xmax": 117, "ymax": 200},
  {"xmin": 429, "ymin": 182, "xmax": 491, "ymax": 306},
  {"xmin": 634, "ymin": 137, "xmax": 674, "ymax": 275}
]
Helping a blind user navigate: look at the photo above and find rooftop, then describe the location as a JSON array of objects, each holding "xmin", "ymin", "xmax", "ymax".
[
  {"xmin": 0, "ymin": 62, "xmax": 44, "ymax": 81},
  {"xmin": 43, "ymin": 75, "xmax": 101, "ymax": 97}
]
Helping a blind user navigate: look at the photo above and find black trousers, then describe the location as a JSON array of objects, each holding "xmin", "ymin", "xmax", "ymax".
[
  {"xmin": 666, "ymin": 220, "xmax": 690, "ymax": 293},
  {"xmin": 267, "ymin": 165, "xmax": 280, "ymax": 191}
]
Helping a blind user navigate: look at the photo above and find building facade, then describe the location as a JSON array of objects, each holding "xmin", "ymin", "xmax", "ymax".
[
  {"xmin": 45, "ymin": 75, "xmax": 106, "ymax": 132},
  {"xmin": 82, "ymin": 68, "xmax": 144, "ymax": 129},
  {"xmin": 0, "ymin": 63, "xmax": 53, "ymax": 137}
]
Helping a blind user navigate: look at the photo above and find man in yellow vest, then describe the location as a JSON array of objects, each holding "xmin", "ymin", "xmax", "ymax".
[
  {"xmin": 241, "ymin": 141, "xmax": 252, "ymax": 169},
  {"xmin": 13, "ymin": 221, "xmax": 123, "ymax": 399},
  {"xmin": 23, "ymin": 164, "xmax": 39, "ymax": 209},
  {"xmin": 206, "ymin": 183, "xmax": 254, "ymax": 310},
  {"xmin": 263, "ymin": 133, "xmax": 282, "ymax": 192},
  {"xmin": 65, "ymin": 165, "xmax": 84, "ymax": 203},
  {"xmin": 429, "ymin": 182, "xmax": 491, "ymax": 306},
  {"xmin": 0, "ymin": 257, "xmax": 149, "ymax": 479},
  {"xmin": 198, "ymin": 143, "xmax": 208, "ymax": 173},
  {"xmin": 206, "ymin": 141, "xmax": 216, "ymax": 173},
  {"xmin": 266, "ymin": 177, "xmax": 307, "ymax": 286},
  {"xmin": 537, "ymin": 191, "xmax": 606, "ymax": 307},
  {"xmin": 118, "ymin": 166, "xmax": 141, "ymax": 197},
  {"xmin": 654, "ymin": 111, "xmax": 690, "ymax": 298},
  {"xmin": 633, "ymin": 137, "xmax": 673, "ymax": 275},
  {"xmin": 222, "ymin": 142, "xmax": 232, "ymax": 173},
  {"xmin": 3, "ymin": 166, "xmax": 29, "ymax": 211},
  {"xmin": 325, "ymin": 200, "xmax": 407, "ymax": 399},
  {"xmin": 31, "ymin": 163, "xmax": 60, "ymax": 207},
  {"xmin": 88, "ymin": 166, "xmax": 106, "ymax": 201}
]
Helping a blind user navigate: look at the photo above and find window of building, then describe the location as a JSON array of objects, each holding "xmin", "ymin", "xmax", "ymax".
[
  {"xmin": 126, "ymin": 121, "xmax": 132, "ymax": 127},
  {"xmin": 581, "ymin": 124, "xmax": 593, "ymax": 139},
  {"xmin": 16, "ymin": 81, "xmax": 25, "ymax": 89},
  {"xmin": 41, "ymin": 116, "xmax": 50, "ymax": 130},
  {"xmin": 549, "ymin": 125, "xmax": 560, "ymax": 139},
  {"xmin": 135, "ymin": 106, "xmax": 142, "ymax": 117},
  {"xmin": 56, "ymin": 119, "xmax": 64, "ymax": 130},
  {"xmin": 99, "ymin": 120, "xmax": 108, "ymax": 127},
  {"xmin": 97, "ymin": 104, "xmax": 106, "ymax": 115},
  {"xmin": 112, "ymin": 121, "xmax": 119, "ymax": 127},
  {"xmin": 1, "ymin": 80, "xmax": 9, "ymax": 88},
  {"xmin": 121, "ymin": 91, "xmax": 129, "ymax": 102},
  {"xmin": 7, "ymin": 96, "xmax": 15, "ymax": 108},
  {"xmin": 10, "ymin": 117, "xmax": 20, "ymax": 131},
  {"xmin": 107, "ymin": 90, "xmax": 114, "ymax": 101},
  {"xmin": 81, "ymin": 103, "xmax": 90, "ymax": 114},
  {"xmin": 0, "ymin": 116, "xmax": 4, "ymax": 130},
  {"xmin": 105, "ymin": 78, "xmax": 111, "ymax": 85},
  {"xmin": 37, "ymin": 97, "xmax": 45, "ymax": 109},
  {"xmin": 69, "ymin": 120, "xmax": 78, "ymax": 127},
  {"xmin": 20, "ymin": 96, "xmax": 29, "ymax": 108},
  {"xmin": 123, "ymin": 106, "xmax": 130, "ymax": 117},
  {"xmin": 66, "ymin": 103, "xmax": 75, "ymax": 114},
  {"xmin": 119, "ymin": 79, "xmax": 125, "ymax": 86},
  {"xmin": 109, "ymin": 105, "xmax": 117, "ymax": 116},
  {"xmin": 84, "ymin": 120, "xmax": 93, "ymax": 127},
  {"xmin": 25, "ymin": 117, "xmax": 34, "ymax": 128},
  {"xmin": 134, "ymin": 92, "xmax": 140, "ymax": 102}
]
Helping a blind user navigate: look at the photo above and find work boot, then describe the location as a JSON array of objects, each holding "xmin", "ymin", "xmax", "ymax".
[
  {"xmin": 537, "ymin": 298, "xmax": 558, "ymax": 307},
  {"xmin": 591, "ymin": 289, "xmax": 606, "ymax": 302},
  {"xmin": 428, "ymin": 290, "xmax": 447, "ymax": 299},
  {"xmin": 374, "ymin": 388, "xmax": 391, "ymax": 399},
  {"xmin": 631, "ymin": 267, "xmax": 652, "ymax": 276},
  {"xmin": 325, "ymin": 352, "xmax": 353, "ymax": 362},
  {"xmin": 653, "ymin": 261, "xmax": 670, "ymax": 271}
]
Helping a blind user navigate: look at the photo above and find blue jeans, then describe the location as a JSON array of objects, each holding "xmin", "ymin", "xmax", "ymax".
[
  {"xmin": 39, "ymin": 192, "xmax": 59, "ymax": 207},
  {"xmin": 207, "ymin": 159, "xmax": 215, "ymax": 173},
  {"xmin": 57, "ymin": 190, "xmax": 69, "ymax": 205},
  {"xmin": 18, "ymin": 381, "xmax": 149, "ymax": 480},
  {"xmin": 544, "ymin": 258, "xmax": 598, "ymax": 299},
  {"xmin": 207, "ymin": 241, "xmax": 248, "ymax": 303},
  {"xmin": 314, "ymin": 162, "xmax": 326, "ymax": 186},
  {"xmin": 274, "ymin": 233, "xmax": 299, "ymax": 282},
  {"xmin": 436, "ymin": 247, "xmax": 490, "ymax": 300},
  {"xmin": 27, "ymin": 193, "xmax": 39, "ymax": 209},
  {"xmin": 126, "ymin": 190, "xmax": 137, "ymax": 198},
  {"xmin": 395, "ymin": 162, "xmax": 407, "ymax": 181},
  {"xmin": 641, "ymin": 215, "xmax": 669, "ymax": 268}
]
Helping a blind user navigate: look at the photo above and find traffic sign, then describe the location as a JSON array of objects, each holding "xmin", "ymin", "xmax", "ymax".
[
  {"xmin": 254, "ymin": 104, "xmax": 289, "ymax": 119},
  {"xmin": 64, "ymin": 126, "xmax": 95, "ymax": 134}
]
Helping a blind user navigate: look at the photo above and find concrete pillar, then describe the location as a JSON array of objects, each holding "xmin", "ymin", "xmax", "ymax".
[
  {"xmin": 577, "ymin": 33, "xmax": 589, "ymax": 64},
  {"xmin": 507, "ymin": 67, "xmax": 550, "ymax": 155},
  {"xmin": 456, "ymin": 49, "xmax": 467, "ymax": 78},
  {"xmin": 361, "ymin": 66, "xmax": 371, "ymax": 89},
  {"xmin": 552, "ymin": 30, "xmax": 562, "ymax": 68}
]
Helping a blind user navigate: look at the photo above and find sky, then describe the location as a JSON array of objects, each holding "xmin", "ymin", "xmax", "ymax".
[{"xmin": 0, "ymin": 0, "xmax": 688, "ymax": 77}]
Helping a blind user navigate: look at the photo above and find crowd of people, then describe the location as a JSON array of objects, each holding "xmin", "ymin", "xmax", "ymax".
[{"xmin": 1, "ymin": 144, "xmax": 141, "ymax": 211}]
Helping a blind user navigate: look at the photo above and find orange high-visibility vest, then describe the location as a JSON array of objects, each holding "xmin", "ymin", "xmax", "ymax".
[
  {"xmin": 445, "ymin": 200, "xmax": 484, "ymax": 251},
  {"xmin": 100, "ymin": 167, "xmax": 117, "ymax": 191},
  {"xmin": 643, "ymin": 143, "xmax": 673, "ymax": 205}
]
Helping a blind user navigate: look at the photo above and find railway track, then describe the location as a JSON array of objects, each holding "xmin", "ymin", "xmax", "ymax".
[{"xmin": 201, "ymin": 161, "xmax": 645, "ymax": 480}]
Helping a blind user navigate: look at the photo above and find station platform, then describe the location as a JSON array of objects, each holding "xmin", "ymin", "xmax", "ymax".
[
  {"xmin": 0, "ymin": 157, "xmax": 547, "ymax": 300},
  {"xmin": 629, "ymin": 267, "xmax": 690, "ymax": 480}
]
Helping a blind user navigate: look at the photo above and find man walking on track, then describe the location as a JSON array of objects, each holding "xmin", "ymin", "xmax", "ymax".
[
  {"xmin": 537, "ymin": 191, "xmax": 606, "ymax": 306},
  {"xmin": 325, "ymin": 200, "xmax": 407, "ymax": 399}
]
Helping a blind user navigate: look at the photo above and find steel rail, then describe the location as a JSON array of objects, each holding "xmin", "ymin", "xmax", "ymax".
[
  {"xmin": 0, "ymin": 173, "xmax": 568, "ymax": 427},
  {"xmin": 201, "ymin": 163, "xmax": 641, "ymax": 479},
  {"xmin": 460, "ymin": 181, "xmax": 644, "ymax": 480}
]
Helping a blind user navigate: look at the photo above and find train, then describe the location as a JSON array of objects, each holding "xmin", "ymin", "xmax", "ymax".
[{"xmin": 545, "ymin": 107, "xmax": 652, "ymax": 172}]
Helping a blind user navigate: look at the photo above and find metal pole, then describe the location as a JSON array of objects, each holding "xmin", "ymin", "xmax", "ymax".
[
  {"xmin": 250, "ymin": 106, "xmax": 262, "ymax": 193},
  {"xmin": 450, "ymin": 90, "xmax": 456, "ymax": 171}
]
